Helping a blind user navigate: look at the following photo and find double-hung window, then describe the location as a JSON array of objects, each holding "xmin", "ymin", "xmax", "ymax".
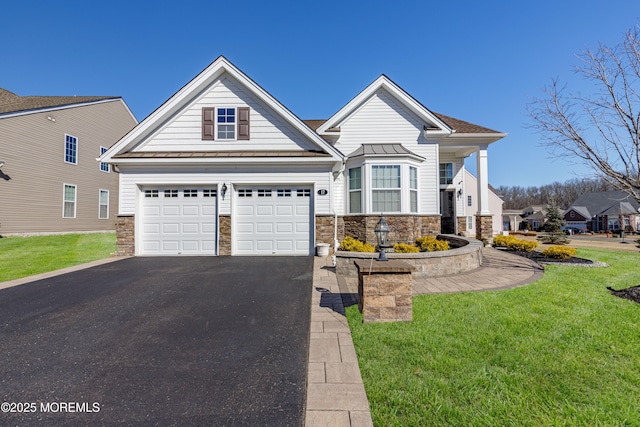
[
  {"xmin": 409, "ymin": 166, "xmax": 418, "ymax": 213},
  {"xmin": 372, "ymin": 165, "xmax": 401, "ymax": 212},
  {"xmin": 63, "ymin": 184, "xmax": 77, "ymax": 218},
  {"xmin": 348, "ymin": 167, "xmax": 362, "ymax": 213},
  {"xmin": 217, "ymin": 108, "xmax": 236, "ymax": 140},
  {"xmin": 99, "ymin": 189, "xmax": 109, "ymax": 219},
  {"xmin": 65, "ymin": 134, "xmax": 77, "ymax": 164},
  {"xmin": 439, "ymin": 163, "xmax": 453, "ymax": 185},
  {"xmin": 100, "ymin": 146, "xmax": 109, "ymax": 172}
]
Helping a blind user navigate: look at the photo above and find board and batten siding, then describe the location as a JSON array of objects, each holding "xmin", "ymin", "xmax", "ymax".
[
  {"xmin": 118, "ymin": 165, "xmax": 334, "ymax": 216},
  {"xmin": 0, "ymin": 100, "xmax": 137, "ymax": 234},
  {"xmin": 334, "ymin": 88, "xmax": 441, "ymax": 215},
  {"xmin": 139, "ymin": 75, "xmax": 318, "ymax": 153}
]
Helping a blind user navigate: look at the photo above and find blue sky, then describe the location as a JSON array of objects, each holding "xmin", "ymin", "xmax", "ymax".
[{"xmin": 2, "ymin": 0, "xmax": 639, "ymax": 187}]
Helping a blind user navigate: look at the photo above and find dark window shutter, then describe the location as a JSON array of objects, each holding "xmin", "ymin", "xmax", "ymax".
[
  {"xmin": 202, "ymin": 107, "xmax": 215, "ymax": 140},
  {"xmin": 238, "ymin": 107, "xmax": 250, "ymax": 140}
]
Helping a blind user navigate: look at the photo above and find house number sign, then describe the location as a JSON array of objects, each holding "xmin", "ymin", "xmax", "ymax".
[{"xmin": 317, "ymin": 189, "xmax": 328, "ymax": 196}]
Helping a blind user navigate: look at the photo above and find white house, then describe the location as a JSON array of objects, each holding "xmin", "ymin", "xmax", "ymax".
[{"xmin": 101, "ymin": 57, "xmax": 506, "ymax": 256}]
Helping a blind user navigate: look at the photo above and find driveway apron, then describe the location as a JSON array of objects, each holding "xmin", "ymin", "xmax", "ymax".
[{"xmin": 0, "ymin": 256, "xmax": 313, "ymax": 426}]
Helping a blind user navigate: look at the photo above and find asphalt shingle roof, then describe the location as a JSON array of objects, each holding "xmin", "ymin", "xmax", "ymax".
[{"xmin": 0, "ymin": 88, "xmax": 119, "ymax": 115}]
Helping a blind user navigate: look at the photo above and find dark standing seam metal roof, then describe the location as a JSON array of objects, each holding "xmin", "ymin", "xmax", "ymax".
[
  {"xmin": 0, "ymin": 88, "xmax": 120, "ymax": 115},
  {"xmin": 346, "ymin": 143, "xmax": 424, "ymax": 159}
]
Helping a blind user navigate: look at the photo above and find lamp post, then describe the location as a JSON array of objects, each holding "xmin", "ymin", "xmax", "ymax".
[{"xmin": 374, "ymin": 216, "xmax": 390, "ymax": 261}]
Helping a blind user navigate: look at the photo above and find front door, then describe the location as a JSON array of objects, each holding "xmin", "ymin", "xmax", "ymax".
[{"xmin": 440, "ymin": 190, "xmax": 455, "ymax": 234}]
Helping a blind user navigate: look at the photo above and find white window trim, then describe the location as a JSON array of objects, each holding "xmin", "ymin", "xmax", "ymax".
[
  {"xmin": 99, "ymin": 146, "xmax": 109, "ymax": 173},
  {"xmin": 216, "ymin": 107, "xmax": 237, "ymax": 141},
  {"xmin": 63, "ymin": 183, "xmax": 77, "ymax": 218},
  {"xmin": 409, "ymin": 166, "xmax": 418, "ymax": 213},
  {"xmin": 64, "ymin": 134, "xmax": 78, "ymax": 165},
  {"xmin": 99, "ymin": 189, "xmax": 109, "ymax": 219},
  {"xmin": 348, "ymin": 166, "xmax": 363, "ymax": 214},
  {"xmin": 439, "ymin": 162, "xmax": 454, "ymax": 186}
]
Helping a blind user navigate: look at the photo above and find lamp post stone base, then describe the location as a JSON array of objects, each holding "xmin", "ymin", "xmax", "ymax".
[{"xmin": 355, "ymin": 260, "xmax": 413, "ymax": 323}]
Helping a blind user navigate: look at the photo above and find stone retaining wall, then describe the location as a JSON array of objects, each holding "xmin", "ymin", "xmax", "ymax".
[{"xmin": 336, "ymin": 235, "xmax": 483, "ymax": 280}]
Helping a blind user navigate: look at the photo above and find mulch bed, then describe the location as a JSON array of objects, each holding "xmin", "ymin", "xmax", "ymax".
[
  {"xmin": 607, "ymin": 285, "xmax": 640, "ymax": 304},
  {"xmin": 506, "ymin": 249, "xmax": 599, "ymax": 266}
]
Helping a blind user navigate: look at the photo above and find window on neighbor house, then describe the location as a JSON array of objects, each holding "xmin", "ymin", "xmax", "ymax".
[
  {"xmin": 467, "ymin": 195, "xmax": 472, "ymax": 207},
  {"xmin": 65, "ymin": 135, "xmax": 78, "ymax": 164},
  {"xmin": 100, "ymin": 147, "xmax": 109, "ymax": 172},
  {"xmin": 372, "ymin": 165, "xmax": 401, "ymax": 212},
  {"xmin": 99, "ymin": 189, "xmax": 109, "ymax": 219},
  {"xmin": 349, "ymin": 167, "xmax": 362, "ymax": 213},
  {"xmin": 409, "ymin": 166, "xmax": 418, "ymax": 213},
  {"xmin": 467, "ymin": 216, "xmax": 474, "ymax": 229},
  {"xmin": 439, "ymin": 163, "xmax": 453, "ymax": 185},
  {"xmin": 63, "ymin": 184, "xmax": 77, "ymax": 218}
]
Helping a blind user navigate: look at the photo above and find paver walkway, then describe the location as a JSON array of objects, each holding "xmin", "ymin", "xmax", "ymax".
[{"xmin": 306, "ymin": 246, "xmax": 543, "ymax": 426}]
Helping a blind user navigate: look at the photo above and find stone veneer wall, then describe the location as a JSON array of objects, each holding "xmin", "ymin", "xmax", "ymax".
[
  {"xmin": 115, "ymin": 215, "xmax": 135, "ymax": 256},
  {"xmin": 475, "ymin": 215, "xmax": 494, "ymax": 242},
  {"xmin": 336, "ymin": 235, "xmax": 483, "ymax": 280},
  {"xmin": 219, "ymin": 215, "xmax": 231, "ymax": 256},
  {"xmin": 457, "ymin": 217, "xmax": 467, "ymax": 236},
  {"xmin": 342, "ymin": 215, "xmax": 441, "ymax": 245}
]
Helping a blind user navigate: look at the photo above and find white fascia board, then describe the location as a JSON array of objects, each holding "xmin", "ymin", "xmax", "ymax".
[
  {"xmin": 107, "ymin": 156, "xmax": 337, "ymax": 166},
  {"xmin": 317, "ymin": 75, "xmax": 453, "ymax": 135},
  {"xmin": 102, "ymin": 56, "xmax": 343, "ymax": 163},
  {"xmin": 443, "ymin": 132, "xmax": 508, "ymax": 145}
]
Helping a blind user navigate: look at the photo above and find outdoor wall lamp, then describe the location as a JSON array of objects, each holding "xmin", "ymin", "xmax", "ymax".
[
  {"xmin": 221, "ymin": 183, "xmax": 228, "ymax": 199},
  {"xmin": 374, "ymin": 215, "xmax": 390, "ymax": 261}
]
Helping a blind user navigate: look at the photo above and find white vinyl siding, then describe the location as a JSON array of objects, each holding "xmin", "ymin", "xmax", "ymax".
[
  {"xmin": 99, "ymin": 189, "xmax": 109, "ymax": 219},
  {"xmin": 333, "ymin": 88, "xmax": 440, "ymax": 215},
  {"xmin": 139, "ymin": 75, "xmax": 318, "ymax": 152},
  {"xmin": 63, "ymin": 184, "xmax": 77, "ymax": 218}
]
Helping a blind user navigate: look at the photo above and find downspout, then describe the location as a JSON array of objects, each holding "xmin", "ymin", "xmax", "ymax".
[{"xmin": 331, "ymin": 159, "xmax": 347, "ymax": 266}]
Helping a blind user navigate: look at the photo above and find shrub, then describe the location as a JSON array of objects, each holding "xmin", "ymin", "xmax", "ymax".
[
  {"xmin": 415, "ymin": 236, "xmax": 449, "ymax": 252},
  {"xmin": 538, "ymin": 232, "xmax": 570, "ymax": 245},
  {"xmin": 393, "ymin": 242, "xmax": 420, "ymax": 253},
  {"xmin": 493, "ymin": 235, "xmax": 538, "ymax": 252},
  {"xmin": 542, "ymin": 246, "xmax": 577, "ymax": 260},
  {"xmin": 339, "ymin": 236, "xmax": 375, "ymax": 252}
]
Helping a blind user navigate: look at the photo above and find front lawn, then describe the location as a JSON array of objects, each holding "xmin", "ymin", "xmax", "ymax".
[
  {"xmin": 346, "ymin": 249, "xmax": 640, "ymax": 426},
  {"xmin": 0, "ymin": 233, "xmax": 116, "ymax": 282}
]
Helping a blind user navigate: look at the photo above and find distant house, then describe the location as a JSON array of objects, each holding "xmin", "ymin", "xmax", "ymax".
[
  {"xmin": 564, "ymin": 191, "xmax": 640, "ymax": 232},
  {"xmin": 502, "ymin": 209, "xmax": 524, "ymax": 232},
  {"xmin": 0, "ymin": 89, "xmax": 137, "ymax": 235},
  {"xmin": 462, "ymin": 169, "xmax": 503, "ymax": 237}
]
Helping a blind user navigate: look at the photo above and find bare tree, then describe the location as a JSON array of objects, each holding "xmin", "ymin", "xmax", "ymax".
[{"xmin": 528, "ymin": 26, "xmax": 640, "ymax": 203}]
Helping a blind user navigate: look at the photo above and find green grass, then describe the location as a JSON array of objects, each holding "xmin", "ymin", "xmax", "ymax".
[
  {"xmin": 346, "ymin": 249, "xmax": 640, "ymax": 426},
  {"xmin": 0, "ymin": 233, "xmax": 116, "ymax": 282}
]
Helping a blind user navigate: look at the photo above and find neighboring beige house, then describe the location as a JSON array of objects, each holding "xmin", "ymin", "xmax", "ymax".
[
  {"xmin": 462, "ymin": 169, "xmax": 503, "ymax": 237},
  {"xmin": 101, "ymin": 57, "xmax": 506, "ymax": 256},
  {"xmin": 0, "ymin": 89, "xmax": 137, "ymax": 235}
]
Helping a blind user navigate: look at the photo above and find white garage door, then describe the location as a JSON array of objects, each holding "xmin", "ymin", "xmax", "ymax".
[
  {"xmin": 235, "ymin": 187, "xmax": 313, "ymax": 255},
  {"xmin": 140, "ymin": 187, "xmax": 217, "ymax": 255}
]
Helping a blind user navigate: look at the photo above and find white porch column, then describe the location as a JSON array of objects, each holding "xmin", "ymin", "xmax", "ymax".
[{"xmin": 476, "ymin": 144, "xmax": 491, "ymax": 216}]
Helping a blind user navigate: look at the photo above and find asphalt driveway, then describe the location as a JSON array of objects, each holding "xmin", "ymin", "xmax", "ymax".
[{"xmin": 0, "ymin": 256, "xmax": 313, "ymax": 426}]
